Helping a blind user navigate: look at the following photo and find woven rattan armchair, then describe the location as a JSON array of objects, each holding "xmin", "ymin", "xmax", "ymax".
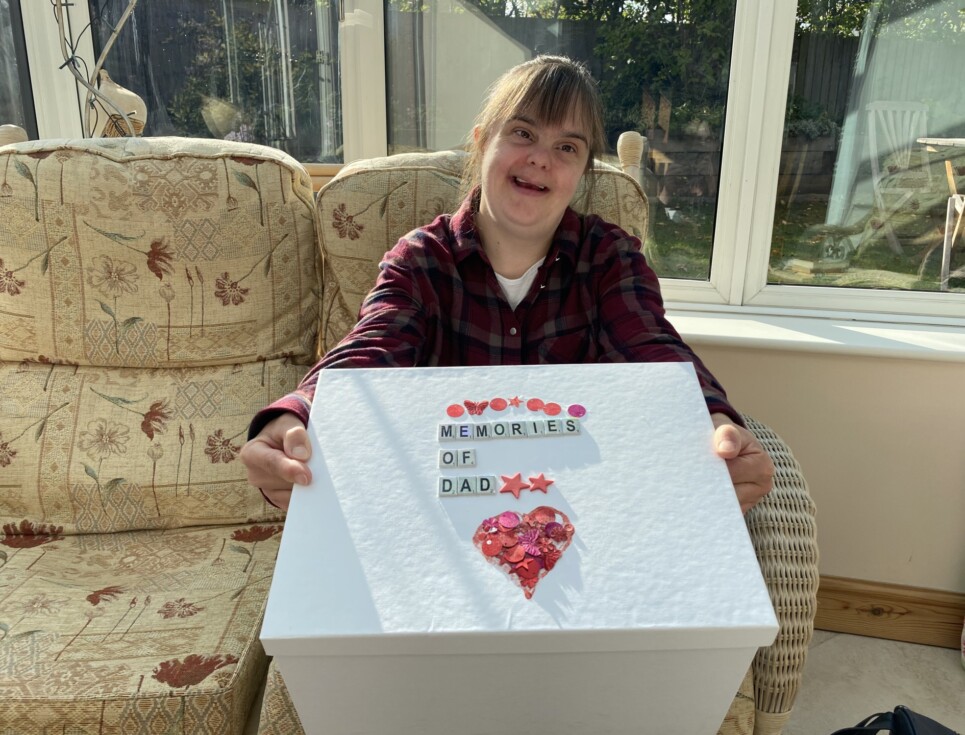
[
  {"xmin": 256, "ymin": 146, "xmax": 819, "ymax": 735},
  {"xmin": 741, "ymin": 416, "xmax": 819, "ymax": 734}
]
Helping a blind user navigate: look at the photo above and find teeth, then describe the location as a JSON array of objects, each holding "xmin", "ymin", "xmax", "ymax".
[{"xmin": 514, "ymin": 177, "xmax": 546, "ymax": 191}]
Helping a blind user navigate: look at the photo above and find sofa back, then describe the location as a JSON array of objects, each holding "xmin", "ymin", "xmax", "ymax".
[
  {"xmin": 315, "ymin": 150, "xmax": 649, "ymax": 353},
  {"xmin": 0, "ymin": 137, "xmax": 319, "ymax": 535}
]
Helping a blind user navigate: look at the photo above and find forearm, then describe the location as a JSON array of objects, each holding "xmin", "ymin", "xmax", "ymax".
[
  {"xmin": 249, "ymin": 256, "xmax": 427, "ymax": 440},
  {"xmin": 597, "ymin": 236, "xmax": 743, "ymax": 425}
]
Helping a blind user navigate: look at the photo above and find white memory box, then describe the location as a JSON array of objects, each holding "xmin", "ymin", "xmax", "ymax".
[{"xmin": 262, "ymin": 363, "xmax": 777, "ymax": 735}]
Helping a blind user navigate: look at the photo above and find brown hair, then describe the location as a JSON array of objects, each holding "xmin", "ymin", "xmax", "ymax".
[{"xmin": 464, "ymin": 55, "xmax": 606, "ymax": 197}]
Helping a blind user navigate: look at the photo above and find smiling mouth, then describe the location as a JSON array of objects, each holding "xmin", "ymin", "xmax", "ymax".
[{"xmin": 513, "ymin": 176, "xmax": 547, "ymax": 192}]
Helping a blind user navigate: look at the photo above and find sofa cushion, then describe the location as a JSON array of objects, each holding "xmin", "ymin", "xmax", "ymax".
[
  {"xmin": 0, "ymin": 360, "xmax": 292, "ymax": 533},
  {"xmin": 0, "ymin": 522, "xmax": 282, "ymax": 734},
  {"xmin": 0, "ymin": 137, "xmax": 317, "ymax": 534},
  {"xmin": 315, "ymin": 150, "xmax": 649, "ymax": 353},
  {"xmin": 0, "ymin": 137, "xmax": 320, "ymax": 368}
]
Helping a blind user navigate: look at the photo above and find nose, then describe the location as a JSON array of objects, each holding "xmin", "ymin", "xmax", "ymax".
[{"xmin": 527, "ymin": 144, "xmax": 551, "ymax": 169}]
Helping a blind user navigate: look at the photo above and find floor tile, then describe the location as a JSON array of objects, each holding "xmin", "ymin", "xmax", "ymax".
[{"xmin": 785, "ymin": 632, "xmax": 965, "ymax": 734}]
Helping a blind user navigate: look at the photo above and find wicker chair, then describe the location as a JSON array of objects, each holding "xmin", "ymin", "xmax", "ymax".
[{"xmin": 257, "ymin": 147, "xmax": 819, "ymax": 735}]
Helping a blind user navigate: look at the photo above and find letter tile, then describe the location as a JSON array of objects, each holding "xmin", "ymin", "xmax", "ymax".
[
  {"xmin": 473, "ymin": 423, "xmax": 492, "ymax": 440},
  {"xmin": 438, "ymin": 450, "xmax": 458, "ymax": 468},
  {"xmin": 457, "ymin": 476, "xmax": 477, "ymax": 495},
  {"xmin": 476, "ymin": 476, "xmax": 497, "ymax": 495},
  {"xmin": 563, "ymin": 418, "xmax": 581, "ymax": 435},
  {"xmin": 438, "ymin": 477, "xmax": 456, "ymax": 497},
  {"xmin": 509, "ymin": 421, "xmax": 528, "ymax": 438},
  {"xmin": 492, "ymin": 422, "xmax": 509, "ymax": 438},
  {"xmin": 438, "ymin": 424, "xmax": 458, "ymax": 442},
  {"xmin": 458, "ymin": 449, "xmax": 476, "ymax": 468}
]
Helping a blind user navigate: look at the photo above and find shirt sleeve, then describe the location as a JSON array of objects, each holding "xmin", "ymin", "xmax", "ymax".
[
  {"xmin": 592, "ymin": 220, "xmax": 744, "ymax": 426},
  {"xmin": 248, "ymin": 239, "xmax": 428, "ymax": 439}
]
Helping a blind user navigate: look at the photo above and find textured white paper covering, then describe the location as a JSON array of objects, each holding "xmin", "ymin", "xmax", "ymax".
[{"xmin": 263, "ymin": 363, "xmax": 776, "ymax": 655}]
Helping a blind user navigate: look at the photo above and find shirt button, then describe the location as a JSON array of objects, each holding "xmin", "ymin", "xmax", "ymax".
[{"xmin": 509, "ymin": 327, "xmax": 518, "ymax": 336}]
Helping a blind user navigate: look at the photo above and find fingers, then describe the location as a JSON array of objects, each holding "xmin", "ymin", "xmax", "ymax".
[
  {"xmin": 282, "ymin": 424, "xmax": 311, "ymax": 462},
  {"xmin": 733, "ymin": 456, "xmax": 774, "ymax": 513},
  {"xmin": 241, "ymin": 438, "xmax": 311, "ymax": 488},
  {"xmin": 240, "ymin": 414, "xmax": 313, "ymax": 504},
  {"xmin": 711, "ymin": 419, "xmax": 775, "ymax": 514},
  {"xmin": 260, "ymin": 486, "xmax": 293, "ymax": 511},
  {"xmin": 734, "ymin": 475, "xmax": 773, "ymax": 514},
  {"xmin": 713, "ymin": 423, "xmax": 743, "ymax": 458}
]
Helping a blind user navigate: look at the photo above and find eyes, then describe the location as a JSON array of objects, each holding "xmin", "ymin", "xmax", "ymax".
[{"xmin": 508, "ymin": 124, "xmax": 585, "ymax": 156}]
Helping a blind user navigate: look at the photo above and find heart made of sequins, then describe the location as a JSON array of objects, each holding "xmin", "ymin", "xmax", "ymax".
[{"xmin": 473, "ymin": 506, "xmax": 574, "ymax": 600}]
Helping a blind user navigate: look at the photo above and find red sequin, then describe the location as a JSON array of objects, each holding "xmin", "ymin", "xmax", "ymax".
[
  {"xmin": 472, "ymin": 507, "xmax": 574, "ymax": 600},
  {"xmin": 480, "ymin": 537, "xmax": 502, "ymax": 557},
  {"xmin": 503, "ymin": 545, "xmax": 525, "ymax": 563},
  {"xmin": 490, "ymin": 397, "xmax": 508, "ymax": 411},
  {"xmin": 526, "ymin": 398, "xmax": 545, "ymax": 411},
  {"xmin": 464, "ymin": 400, "xmax": 489, "ymax": 415},
  {"xmin": 543, "ymin": 402, "xmax": 562, "ymax": 416},
  {"xmin": 446, "ymin": 404, "xmax": 465, "ymax": 417}
]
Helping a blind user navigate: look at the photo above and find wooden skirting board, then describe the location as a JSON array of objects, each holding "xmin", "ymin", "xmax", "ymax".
[{"xmin": 816, "ymin": 575, "xmax": 965, "ymax": 649}]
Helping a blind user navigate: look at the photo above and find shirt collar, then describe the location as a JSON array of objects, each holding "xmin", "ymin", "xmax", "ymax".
[{"xmin": 450, "ymin": 186, "xmax": 580, "ymax": 269}]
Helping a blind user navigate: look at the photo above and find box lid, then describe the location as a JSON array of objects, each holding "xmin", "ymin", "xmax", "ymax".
[{"xmin": 262, "ymin": 363, "xmax": 777, "ymax": 657}]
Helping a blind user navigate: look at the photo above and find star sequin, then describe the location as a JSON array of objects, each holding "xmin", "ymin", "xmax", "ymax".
[
  {"xmin": 513, "ymin": 557, "xmax": 540, "ymax": 578},
  {"xmin": 499, "ymin": 473, "xmax": 529, "ymax": 500},
  {"xmin": 527, "ymin": 473, "xmax": 553, "ymax": 493},
  {"xmin": 508, "ymin": 396, "xmax": 522, "ymax": 407}
]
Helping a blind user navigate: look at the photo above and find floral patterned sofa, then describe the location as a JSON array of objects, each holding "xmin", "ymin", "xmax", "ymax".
[{"xmin": 0, "ymin": 136, "xmax": 319, "ymax": 733}]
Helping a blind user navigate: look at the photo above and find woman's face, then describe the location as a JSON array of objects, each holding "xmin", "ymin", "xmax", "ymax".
[{"xmin": 476, "ymin": 113, "xmax": 590, "ymax": 246}]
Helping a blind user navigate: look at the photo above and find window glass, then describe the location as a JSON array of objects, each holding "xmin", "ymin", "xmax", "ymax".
[
  {"xmin": 87, "ymin": 0, "xmax": 343, "ymax": 163},
  {"xmin": 770, "ymin": 0, "xmax": 965, "ymax": 293},
  {"xmin": 385, "ymin": 0, "xmax": 739, "ymax": 281},
  {"xmin": 0, "ymin": 0, "xmax": 34, "ymax": 133}
]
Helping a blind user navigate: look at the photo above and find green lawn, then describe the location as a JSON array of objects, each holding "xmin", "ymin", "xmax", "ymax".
[{"xmin": 645, "ymin": 196, "xmax": 963, "ymax": 292}]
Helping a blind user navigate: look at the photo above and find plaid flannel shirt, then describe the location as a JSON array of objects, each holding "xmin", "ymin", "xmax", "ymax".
[{"xmin": 250, "ymin": 190, "xmax": 741, "ymax": 437}]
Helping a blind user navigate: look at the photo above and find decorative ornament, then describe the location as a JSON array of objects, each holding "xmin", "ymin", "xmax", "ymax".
[
  {"xmin": 498, "ymin": 473, "xmax": 529, "ymax": 499},
  {"xmin": 0, "ymin": 125, "xmax": 28, "ymax": 146},
  {"xmin": 464, "ymin": 400, "xmax": 489, "ymax": 415},
  {"xmin": 527, "ymin": 473, "xmax": 554, "ymax": 493},
  {"xmin": 473, "ymin": 507, "xmax": 574, "ymax": 599},
  {"xmin": 52, "ymin": 0, "xmax": 146, "ymax": 138},
  {"xmin": 444, "ymin": 396, "xmax": 587, "ymax": 419},
  {"xmin": 87, "ymin": 70, "xmax": 147, "ymax": 137}
]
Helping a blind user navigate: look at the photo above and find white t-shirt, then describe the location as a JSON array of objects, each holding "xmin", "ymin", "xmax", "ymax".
[{"xmin": 494, "ymin": 260, "xmax": 541, "ymax": 310}]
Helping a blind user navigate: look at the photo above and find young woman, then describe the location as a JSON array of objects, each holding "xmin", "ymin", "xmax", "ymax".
[{"xmin": 241, "ymin": 56, "xmax": 774, "ymax": 512}]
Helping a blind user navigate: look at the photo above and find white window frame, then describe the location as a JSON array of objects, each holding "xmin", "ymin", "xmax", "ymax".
[
  {"xmin": 16, "ymin": 0, "xmax": 965, "ymax": 328},
  {"xmin": 20, "ymin": 0, "xmax": 92, "ymax": 138}
]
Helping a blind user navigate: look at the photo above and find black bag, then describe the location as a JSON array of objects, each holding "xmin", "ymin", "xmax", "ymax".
[{"xmin": 831, "ymin": 706, "xmax": 961, "ymax": 735}]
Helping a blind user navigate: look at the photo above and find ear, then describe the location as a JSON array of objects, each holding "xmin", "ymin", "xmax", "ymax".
[{"xmin": 472, "ymin": 125, "xmax": 482, "ymax": 144}]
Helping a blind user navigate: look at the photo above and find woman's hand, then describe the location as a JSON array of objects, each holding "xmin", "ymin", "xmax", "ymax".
[
  {"xmin": 240, "ymin": 413, "xmax": 312, "ymax": 511},
  {"xmin": 711, "ymin": 413, "xmax": 774, "ymax": 514}
]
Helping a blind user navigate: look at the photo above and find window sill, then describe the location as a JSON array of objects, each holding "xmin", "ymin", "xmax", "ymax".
[{"xmin": 667, "ymin": 304, "xmax": 965, "ymax": 363}]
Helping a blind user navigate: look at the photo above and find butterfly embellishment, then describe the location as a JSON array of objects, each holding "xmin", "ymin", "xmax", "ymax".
[{"xmin": 464, "ymin": 400, "xmax": 489, "ymax": 415}]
